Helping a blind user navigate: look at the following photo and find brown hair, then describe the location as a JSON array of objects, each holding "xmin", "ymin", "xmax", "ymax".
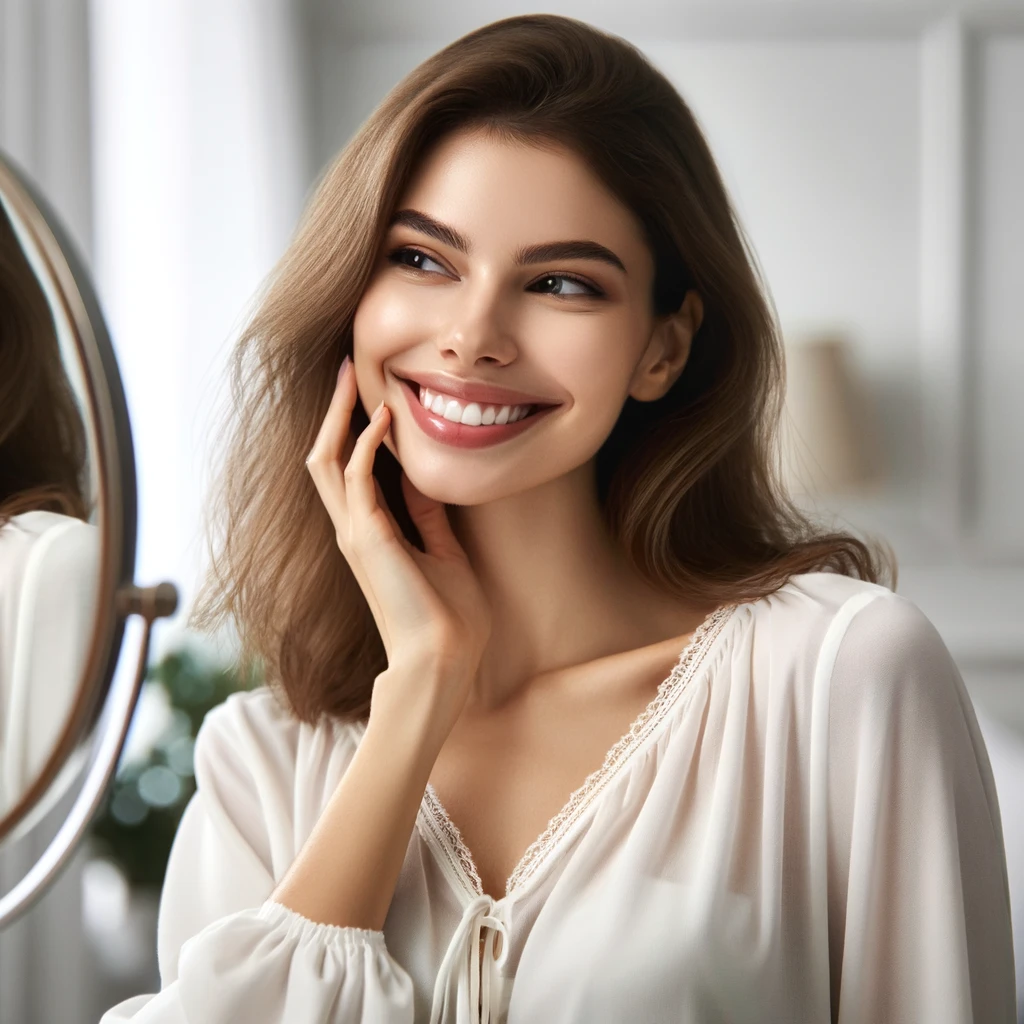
[
  {"xmin": 0, "ymin": 199, "xmax": 90, "ymax": 530},
  {"xmin": 190, "ymin": 14, "xmax": 894, "ymax": 725}
]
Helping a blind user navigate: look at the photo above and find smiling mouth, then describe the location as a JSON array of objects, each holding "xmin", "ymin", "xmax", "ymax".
[
  {"xmin": 393, "ymin": 374, "xmax": 561, "ymax": 450},
  {"xmin": 396, "ymin": 376, "xmax": 551, "ymax": 424}
]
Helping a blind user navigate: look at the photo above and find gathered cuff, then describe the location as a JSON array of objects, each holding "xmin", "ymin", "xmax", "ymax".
[{"xmin": 257, "ymin": 899, "xmax": 388, "ymax": 951}]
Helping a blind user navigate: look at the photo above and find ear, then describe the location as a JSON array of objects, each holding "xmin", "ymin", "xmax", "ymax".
[{"xmin": 628, "ymin": 290, "xmax": 704, "ymax": 402}]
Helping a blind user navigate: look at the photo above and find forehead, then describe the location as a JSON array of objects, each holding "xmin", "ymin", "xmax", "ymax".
[{"xmin": 396, "ymin": 127, "xmax": 652, "ymax": 269}]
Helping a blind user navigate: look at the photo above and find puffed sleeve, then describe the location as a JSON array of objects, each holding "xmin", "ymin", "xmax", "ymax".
[
  {"xmin": 825, "ymin": 591, "xmax": 1017, "ymax": 1023},
  {"xmin": 99, "ymin": 691, "xmax": 415, "ymax": 1023}
]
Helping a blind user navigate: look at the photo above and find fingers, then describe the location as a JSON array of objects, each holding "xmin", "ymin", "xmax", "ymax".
[
  {"xmin": 344, "ymin": 401, "xmax": 392, "ymax": 528},
  {"xmin": 309, "ymin": 357, "xmax": 357, "ymax": 465},
  {"xmin": 400, "ymin": 471, "xmax": 463, "ymax": 559},
  {"xmin": 305, "ymin": 359, "xmax": 358, "ymax": 529},
  {"xmin": 306, "ymin": 364, "xmax": 411, "ymax": 560},
  {"xmin": 306, "ymin": 372, "xmax": 395, "ymax": 659},
  {"xmin": 374, "ymin": 478, "xmax": 414, "ymax": 553}
]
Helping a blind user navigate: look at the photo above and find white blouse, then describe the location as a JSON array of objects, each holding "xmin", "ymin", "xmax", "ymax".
[
  {"xmin": 99, "ymin": 572, "xmax": 1017, "ymax": 1023},
  {"xmin": 0, "ymin": 510, "xmax": 100, "ymax": 823}
]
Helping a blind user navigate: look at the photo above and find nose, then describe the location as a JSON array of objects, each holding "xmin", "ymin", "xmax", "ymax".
[{"xmin": 435, "ymin": 280, "xmax": 517, "ymax": 367}]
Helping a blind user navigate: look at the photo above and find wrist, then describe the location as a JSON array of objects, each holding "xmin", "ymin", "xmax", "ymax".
[{"xmin": 365, "ymin": 665, "xmax": 454, "ymax": 770}]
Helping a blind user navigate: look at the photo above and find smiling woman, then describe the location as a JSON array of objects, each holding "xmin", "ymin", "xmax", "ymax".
[{"xmin": 100, "ymin": 12, "xmax": 1015, "ymax": 1024}]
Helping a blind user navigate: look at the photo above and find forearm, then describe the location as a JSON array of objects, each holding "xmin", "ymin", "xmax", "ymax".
[{"xmin": 270, "ymin": 667, "xmax": 444, "ymax": 931}]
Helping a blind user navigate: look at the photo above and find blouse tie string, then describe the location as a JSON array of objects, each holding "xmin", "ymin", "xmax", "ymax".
[{"xmin": 429, "ymin": 893, "xmax": 511, "ymax": 1024}]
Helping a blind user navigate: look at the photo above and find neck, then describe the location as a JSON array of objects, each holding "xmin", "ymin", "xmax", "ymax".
[{"xmin": 446, "ymin": 459, "xmax": 703, "ymax": 712}]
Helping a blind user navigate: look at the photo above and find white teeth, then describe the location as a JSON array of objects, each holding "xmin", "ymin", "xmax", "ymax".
[
  {"xmin": 418, "ymin": 386, "xmax": 531, "ymax": 427},
  {"xmin": 460, "ymin": 403, "xmax": 483, "ymax": 426}
]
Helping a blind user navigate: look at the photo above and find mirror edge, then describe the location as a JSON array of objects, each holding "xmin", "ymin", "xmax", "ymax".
[
  {"xmin": 0, "ymin": 150, "xmax": 179, "ymax": 929},
  {"xmin": 0, "ymin": 149, "xmax": 136, "ymax": 842}
]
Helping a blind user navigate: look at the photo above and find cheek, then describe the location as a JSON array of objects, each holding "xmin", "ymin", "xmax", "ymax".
[
  {"xmin": 351, "ymin": 282, "xmax": 417, "ymax": 426},
  {"xmin": 352, "ymin": 279, "xmax": 422, "ymax": 361},
  {"xmin": 537, "ymin": 313, "xmax": 639, "ymax": 410}
]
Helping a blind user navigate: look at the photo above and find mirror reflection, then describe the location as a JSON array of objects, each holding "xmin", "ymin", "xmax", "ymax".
[{"xmin": 0, "ymin": 186, "xmax": 102, "ymax": 825}]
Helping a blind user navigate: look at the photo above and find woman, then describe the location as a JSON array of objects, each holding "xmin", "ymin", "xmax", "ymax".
[{"xmin": 103, "ymin": 14, "xmax": 1015, "ymax": 1023}]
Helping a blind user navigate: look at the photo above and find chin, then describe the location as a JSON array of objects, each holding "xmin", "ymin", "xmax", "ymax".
[
  {"xmin": 399, "ymin": 460, "xmax": 527, "ymax": 508},
  {"xmin": 408, "ymin": 474, "xmax": 494, "ymax": 507}
]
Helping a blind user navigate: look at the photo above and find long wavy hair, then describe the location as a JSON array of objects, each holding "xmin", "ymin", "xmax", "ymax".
[
  {"xmin": 0, "ymin": 198, "xmax": 90, "ymax": 530},
  {"xmin": 190, "ymin": 14, "xmax": 895, "ymax": 726}
]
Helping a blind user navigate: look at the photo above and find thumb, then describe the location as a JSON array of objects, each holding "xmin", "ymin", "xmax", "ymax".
[{"xmin": 401, "ymin": 471, "xmax": 463, "ymax": 557}]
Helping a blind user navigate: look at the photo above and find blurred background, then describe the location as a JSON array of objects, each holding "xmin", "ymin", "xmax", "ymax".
[{"xmin": 0, "ymin": 0, "xmax": 1022, "ymax": 1020}]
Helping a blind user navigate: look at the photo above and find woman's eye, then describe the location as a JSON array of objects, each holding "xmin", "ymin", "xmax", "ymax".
[
  {"xmin": 529, "ymin": 274, "xmax": 603, "ymax": 298},
  {"xmin": 388, "ymin": 247, "xmax": 447, "ymax": 275},
  {"xmin": 387, "ymin": 249, "xmax": 602, "ymax": 299}
]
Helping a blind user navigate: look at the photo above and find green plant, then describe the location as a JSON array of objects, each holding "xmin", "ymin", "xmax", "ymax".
[{"xmin": 88, "ymin": 646, "xmax": 262, "ymax": 889}]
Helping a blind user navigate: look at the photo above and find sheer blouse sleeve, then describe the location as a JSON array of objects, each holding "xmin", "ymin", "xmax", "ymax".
[
  {"xmin": 825, "ymin": 591, "xmax": 1017, "ymax": 1023},
  {"xmin": 98, "ymin": 692, "xmax": 415, "ymax": 1023}
]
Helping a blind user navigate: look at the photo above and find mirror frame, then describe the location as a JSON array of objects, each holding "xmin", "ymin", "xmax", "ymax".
[{"xmin": 0, "ymin": 150, "xmax": 177, "ymax": 927}]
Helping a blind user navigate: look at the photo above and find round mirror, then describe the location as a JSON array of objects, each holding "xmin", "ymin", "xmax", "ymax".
[{"xmin": 0, "ymin": 150, "xmax": 177, "ymax": 927}]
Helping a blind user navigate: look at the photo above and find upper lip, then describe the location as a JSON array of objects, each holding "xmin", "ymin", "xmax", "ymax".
[{"xmin": 395, "ymin": 370, "xmax": 560, "ymax": 409}]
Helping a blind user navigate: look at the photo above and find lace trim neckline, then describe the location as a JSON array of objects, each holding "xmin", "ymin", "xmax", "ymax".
[{"xmin": 417, "ymin": 603, "xmax": 737, "ymax": 903}]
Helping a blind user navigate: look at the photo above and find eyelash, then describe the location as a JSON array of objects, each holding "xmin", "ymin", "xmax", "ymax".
[{"xmin": 385, "ymin": 246, "xmax": 606, "ymax": 299}]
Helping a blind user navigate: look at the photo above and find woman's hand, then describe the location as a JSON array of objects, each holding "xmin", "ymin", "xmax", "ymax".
[{"xmin": 305, "ymin": 355, "xmax": 492, "ymax": 734}]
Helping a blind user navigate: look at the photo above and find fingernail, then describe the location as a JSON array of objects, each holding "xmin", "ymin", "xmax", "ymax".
[
  {"xmin": 372, "ymin": 400, "xmax": 385, "ymax": 420},
  {"xmin": 338, "ymin": 354, "xmax": 351, "ymax": 383}
]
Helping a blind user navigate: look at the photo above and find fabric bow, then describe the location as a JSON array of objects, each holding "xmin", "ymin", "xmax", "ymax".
[{"xmin": 429, "ymin": 893, "xmax": 512, "ymax": 1024}]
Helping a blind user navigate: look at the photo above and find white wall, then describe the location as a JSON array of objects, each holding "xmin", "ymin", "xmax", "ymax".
[
  {"xmin": 90, "ymin": 0, "xmax": 311, "ymax": 661},
  {"xmin": 0, "ymin": 0, "xmax": 93, "ymax": 259}
]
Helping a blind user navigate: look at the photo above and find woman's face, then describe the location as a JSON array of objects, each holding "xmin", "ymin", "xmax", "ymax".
[{"xmin": 352, "ymin": 126, "xmax": 691, "ymax": 506}]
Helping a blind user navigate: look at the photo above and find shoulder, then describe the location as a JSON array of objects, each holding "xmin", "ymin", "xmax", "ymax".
[
  {"xmin": 767, "ymin": 572, "xmax": 952, "ymax": 681},
  {"xmin": 195, "ymin": 685, "xmax": 302, "ymax": 763},
  {"xmin": 737, "ymin": 571, "xmax": 897, "ymax": 676},
  {"xmin": 193, "ymin": 687, "xmax": 365, "ymax": 833},
  {"xmin": 196, "ymin": 685, "xmax": 363, "ymax": 777},
  {"xmin": 826, "ymin": 584, "xmax": 967, "ymax": 729},
  {"xmin": 755, "ymin": 569, "xmax": 894, "ymax": 624},
  {"xmin": 0, "ymin": 511, "xmax": 98, "ymax": 588},
  {"xmin": 755, "ymin": 573, "xmax": 971, "ymax": 748},
  {"xmin": 738, "ymin": 572, "xmax": 959, "ymax": 711},
  {"xmin": 0, "ymin": 509, "xmax": 95, "ymax": 549}
]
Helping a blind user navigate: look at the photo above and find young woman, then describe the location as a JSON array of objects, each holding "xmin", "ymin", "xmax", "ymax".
[{"xmin": 102, "ymin": 14, "xmax": 1015, "ymax": 1024}]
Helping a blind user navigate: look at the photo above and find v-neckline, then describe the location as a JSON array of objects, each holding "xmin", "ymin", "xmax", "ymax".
[{"xmin": 415, "ymin": 603, "xmax": 737, "ymax": 906}]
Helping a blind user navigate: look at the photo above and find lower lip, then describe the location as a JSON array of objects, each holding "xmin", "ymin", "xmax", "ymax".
[{"xmin": 398, "ymin": 379, "xmax": 559, "ymax": 449}]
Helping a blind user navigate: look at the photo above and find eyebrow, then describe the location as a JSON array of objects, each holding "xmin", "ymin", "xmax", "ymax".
[{"xmin": 388, "ymin": 208, "xmax": 627, "ymax": 274}]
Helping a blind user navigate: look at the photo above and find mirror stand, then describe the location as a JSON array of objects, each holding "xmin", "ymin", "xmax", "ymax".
[{"xmin": 0, "ymin": 582, "xmax": 178, "ymax": 928}]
